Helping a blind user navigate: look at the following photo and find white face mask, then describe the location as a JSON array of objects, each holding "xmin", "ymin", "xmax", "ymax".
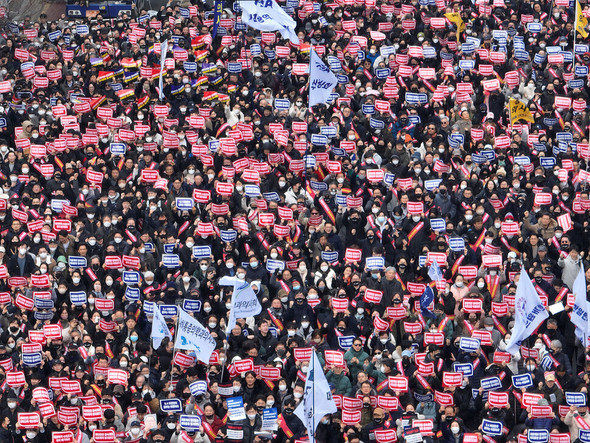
[
  {"xmin": 208, "ymin": 322, "xmax": 217, "ymax": 329},
  {"xmin": 8, "ymin": 402, "xmax": 16, "ymax": 409},
  {"xmin": 279, "ymin": 384, "xmax": 287, "ymax": 392},
  {"xmin": 114, "ymin": 237, "xmax": 122, "ymax": 244},
  {"xmin": 247, "ymin": 413, "xmax": 257, "ymax": 420},
  {"xmin": 204, "ymin": 307, "xmax": 212, "ymax": 313},
  {"xmin": 27, "ymin": 432, "xmax": 37, "ymax": 439},
  {"xmin": 412, "ymin": 216, "xmax": 420, "ymax": 222},
  {"xmin": 120, "ymin": 360, "xmax": 128, "ymax": 368},
  {"xmin": 455, "ymin": 281, "xmax": 464, "ymax": 288},
  {"xmin": 72, "ymin": 277, "xmax": 80, "ymax": 284},
  {"xmin": 183, "ymin": 276, "xmax": 191, "ymax": 283},
  {"xmin": 266, "ymin": 400, "xmax": 274, "ymax": 407},
  {"xmin": 451, "ymin": 427, "xmax": 460, "ymax": 435},
  {"xmin": 301, "ymin": 322, "xmax": 310, "ymax": 328},
  {"xmin": 270, "ymin": 252, "xmax": 278, "ymax": 259},
  {"xmin": 477, "ymin": 282, "xmax": 485, "ymax": 289},
  {"xmin": 485, "ymin": 326, "xmax": 493, "ymax": 331},
  {"xmin": 19, "ymin": 248, "xmax": 27, "ymax": 255},
  {"xmin": 294, "ymin": 392, "xmax": 303, "ymax": 398}
]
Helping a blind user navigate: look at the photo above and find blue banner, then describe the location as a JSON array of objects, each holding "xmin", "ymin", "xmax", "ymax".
[
  {"xmin": 193, "ymin": 246, "xmax": 212, "ymax": 258},
  {"xmin": 211, "ymin": 0, "xmax": 223, "ymax": 38},
  {"xmin": 511, "ymin": 373, "xmax": 533, "ymax": 389},
  {"xmin": 122, "ymin": 271, "xmax": 141, "ymax": 284},
  {"xmin": 70, "ymin": 291, "xmax": 87, "ymax": 305}
]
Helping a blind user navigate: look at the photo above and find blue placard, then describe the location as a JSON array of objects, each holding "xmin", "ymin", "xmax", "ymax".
[
  {"xmin": 76, "ymin": 24, "xmax": 89, "ymax": 34},
  {"xmin": 459, "ymin": 60, "xmax": 475, "ymax": 70},
  {"xmin": 160, "ymin": 398, "xmax": 183, "ymax": 412},
  {"xmin": 419, "ymin": 256, "xmax": 427, "ymax": 267},
  {"xmin": 527, "ymin": 22, "xmax": 542, "ymax": 33},
  {"xmin": 513, "ymin": 156, "xmax": 531, "ymax": 165},
  {"xmin": 244, "ymin": 184, "xmax": 260, "ymax": 197},
  {"xmin": 320, "ymin": 126, "xmax": 337, "ymax": 138},
  {"xmin": 424, "ymin": 179, "xmax": 442, "ymax": 191},
  {"xmin": 68, "ymin": 256, "xmax": 87, "ymax": 269},
  {"xmin": 227, "ymin": 62, "xmax": 242, "ymax": 73},
  {"xmin": 183, "ymin": 299, "xmax": 202, "ymax": 312},
  {"xmin": 193, "ymin": 246, "xmax": 212, "ymax": 258},
  {"xmin": 125, "ymin": 287, "xmax": 140, "ymax": 301},
  {"xmin": 459, "ymin": 337, "xmax": 480, "ymax": 352},
  {"xmin": 143, "ymin": 301, "xmax": 154, "ymax": 315},
  {"xmin": 515, "ymin": 50, "xmax": 529, "ymax": 61},
  {"xmin": 208, "ymin": 139, "xmax": 219, "ymax": 152},
  {"xmin": 539, "ymin": 157, "xmax": 556, "ymax": 168},
  {"xmin": 528, "ymin": 430, "xmax": 549, "ymax": 443},
  {"xmin": 163, "ymin": 243, "xmax": 175, "ymax": 254},
  {"xmin": 375, "ymin": 68, "xmax": 390, "ymax": 79},
  {"xmin": 122, "ymin": 271, "xmax": 140, "ymax": 284},
  {"xmin": 566, "ymin": 391, "xmax": 587, "ymax": 406},
  {"xmin": 274, "ymin": 98, "xmax": 290, "ymax": 110},
  {"xmin": 48, "ymin": 30, "xmax": 62, "ymax": 41},
  {"xmin": 179, "ymin": 414, "xmax": 202, "ymax": 430},
  {"xmin": 249, "ymin": 44, "xmax": 261, "ymax": 55},
  {"xmin": 0, "ymin": 118, "xmax": 6, "ymax": 129},
  {"xmin": 453, "ymin": 362, "xmax": 473, "ymax": 377},
  {"xmin": 384, "ymin": 173, "xmax": 395, "ymax": 185},
  {"xmin": 70, "ymin": 291, "xmax": 87, "ymax": 305},
  {"xmin": 305, "ymin": 155, "xmax": 317, "ymax": 168},
  {"xmin": 580, "ymin": 429, "xmax": 590, "ymax": 443},
  {"xmin": 576, "ymin": 44, "xmax": 590, "ymax": 53},
  {"xmin": 35, "ymin": 298, "xmax": 54, "ymax": 309},
  {"xmin": 481, "ymin": 150, "xmax": 496, "ymax": 161},
  {"xmin": 220, "ymin": 230, "xmax": 238, "ymax": 242},
  {"xmin": 23, "ymin": 353, "xmax": 42, "ymax": 366},
  {"xmin": 556, "ymin": 132, "xmax": 573, "ymax": 141},
  {"xmin": 362, "ymin": 104, "xmax": 375, "ymax": 115},
  {"xmin": 35, "ymin": 311, "xmax": 53, "ymax": 321},
  {"xmin": 511, "ymin": 373, "xmax": 533, "ymax": 388},
  {"xmin": 336, "ymin": 194, "xmax": 348, "ymax": 206},
  {"xmin": 266, "ymin": 259, "xmax": 285, "ymax": 272},
  {"xmin": 414, "ymin": 392, "xmax": 434, "ymax": 403},
  {"xmin": 370, "ymin": 118, "xmax": 385, "ymax": 129},
  {"xmin": 159, "ymin": 305, "xmax": 179, "ymax": 318},
  {"xmin": 110, "ymin": 143, "xmax": 126, "ymax": 155},
  {"xmin": 338, "ymin": 335, "xmax": 355, "ymax": 350},
  {"xmin": 449, "ymin": 237, "xmax": 465, "ymax": 251},
  {"xmin": 176, "ymin": 198, "xmax": 194, "ymax": 210},
  {"xmin": 423, "ymin": 46, "xmax": 436, "ymax": 58},
  {"xmin": 144, "ymin": 242, "xmax": 154, "ymax": 253},
  {"xmin": 380, "ymin": 46, "xmax": 395, "ymax": 56},
  {"xmin": 310, "ymin": 181, "xmax": 327, "ymax": 192},
  {"xmin": 534, "ymin": 54, "xmax": 547, "ymax": 64},
  {"xmin": 570, "ymin": 79, "xmax": 585, "ymax": 90},
  {"xmin": 562, "ymin": 51, "xmax": 573, "ymax": 63},
  {"xmin": 405, "ymin": 93, "xmax": 428, "ymax": 104},
  {"xmin": 430, "ymin": 218, "xmax": 445, "ymax": 231},
  {"xmin": 337, "ymin": 74, "xmax": 349, "ymax": 84},
  {"xmin": 321, "ymin": 251, "xmax": 339, "ymax": 263},
  {"xmin": 227, "ymin": 397, "xmax": 245, "ymax": 417},
  {"xmin": 482, "ymin": 419, "xmax": 503, "ymax": 436},
  {"xmin": 183, "ymin": 61, "xmax": 197, "ymax": 73},
  {"xmin": 311, "ymin": 134, "xmax": 328, "ymax": 146},
  {"xmin": 263, "ymin": 192, "xmax": 281, "ymax": 202},
  {"xmin": 163, "ymin": 254, "xmax": 180, "ymax": 268},
  {"xmin": 190, "ymin": 380, "xmax": 208, "ymax": 396},
  {"xmin": 366, "ymin": 257, "xmax": 385, "ymax": 270},
  {"xmin": 480, "ymin": 376, "xmax": 502, "ymax": 391}
]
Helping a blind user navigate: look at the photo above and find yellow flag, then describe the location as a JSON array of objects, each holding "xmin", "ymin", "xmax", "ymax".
[
  {"xmin": 509, "ymin": 98, "xmax": 535, "ymax": 124},
  {"xmin": 577, "ymin": 1, "xmax": 588, "ymax": 38},
  {"xmin": 445, "ymin": 12, "xmax": 466, "ymax": 33}
]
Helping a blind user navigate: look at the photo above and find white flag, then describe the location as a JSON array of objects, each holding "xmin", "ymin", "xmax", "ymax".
[
  {"xmin": 175, "ymin": 308, "xmax": 217, "ymax": 363},
  {"xmin": 571, "ymin": 263, "xmax": 590, "ymax": 344},
  {"xmin": 294, "ymin": 349, "xmax": 337, "ymax": 443},
  {"xmin": 505, "ymin": 268, "xmax": 549, "ymax": 354},
  {"xmin": 309, "ymin": 49, "xmax": 338, "ymax": 108},
  {"xmin": 158, "ymin": 40, "xmax": 168, "ymax": 101},
  {"xmin": 240, "ymin": 0, "xmax": 299, "ymax": 45},
  {"xmin": 428, "ymin": 260, "xmax": 443, "ymax": 282},
  {"xmin": 151, "ymin": 305, "xmax": 172, "ymax": 350},
  {"xmin": 226, "ymin": 279, "xmax": 263, "ymax": 334}
]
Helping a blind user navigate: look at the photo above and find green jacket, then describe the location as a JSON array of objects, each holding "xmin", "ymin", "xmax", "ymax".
[
  {"xmin": 326, "ymin": 370, "xmax": 352, "ymax": 396},
  {"xmin": 344, "ymin": 348, "xmax": 370, "ymax": 380}
]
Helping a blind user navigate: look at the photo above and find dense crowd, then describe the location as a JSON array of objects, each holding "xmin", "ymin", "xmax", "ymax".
[{"xmin": 1, "ymin": 0, "xmax": 590, "ymax": 442}]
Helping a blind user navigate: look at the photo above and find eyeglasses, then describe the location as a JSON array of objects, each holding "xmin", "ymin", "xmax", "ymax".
[{"xmin": 353, "ymin": 343, "xmax": 362, "ymax": 347}]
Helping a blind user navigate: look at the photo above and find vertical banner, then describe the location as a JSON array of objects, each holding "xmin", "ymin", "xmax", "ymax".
[{"xmin": 212, "ymin": 0, "xmax": 224, "ymax": 38}]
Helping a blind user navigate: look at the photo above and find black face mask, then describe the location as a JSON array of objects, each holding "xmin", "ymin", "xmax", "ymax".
[
  {"xmin": 535, "ymin": 277, "xmax": 543, "ymax": 284},
  {"xmin": 284, "ymin": 408, "xmax": 294, "ymax": 415},
  {"xmin": 182, "ymin": 392, "xmax": 191, "ymax": 399},
  {"xmin": 374, "ymin": 417, "xmax": 384, "ymax": 425}
]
